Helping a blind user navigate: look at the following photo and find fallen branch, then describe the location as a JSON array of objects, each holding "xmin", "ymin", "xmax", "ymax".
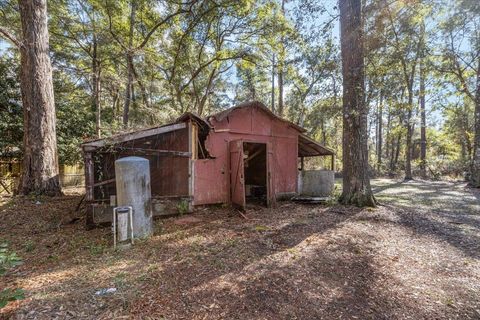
[{"xmin": 236, "ymin": 209, "xmax": 249, "ymax": 220}]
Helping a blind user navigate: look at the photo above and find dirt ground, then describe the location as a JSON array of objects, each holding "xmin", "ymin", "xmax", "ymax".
[{"xmin": 1, "ymin": 179, "xmax": 480, "ymax": 319}]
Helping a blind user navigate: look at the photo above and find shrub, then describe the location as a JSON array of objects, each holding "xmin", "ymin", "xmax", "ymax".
[{"xmin": 0, "ymin": 243, "xmax": 24, "ymax": 309}]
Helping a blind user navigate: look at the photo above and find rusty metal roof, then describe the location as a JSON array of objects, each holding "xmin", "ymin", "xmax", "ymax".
[
  {"xmin": 82, "ymin": 101, "xmax": 333, "ymax": 158},
  {"xmin": 175, "ymin": 112, "xmax": 211, "ymax": 130},
  {"xmin": 298, "ymin": 134, "xmax": 334, "ymax": 157},
  {"xmin": 81, "ymin": 112, "xmax": 210, "ymax": 149}
]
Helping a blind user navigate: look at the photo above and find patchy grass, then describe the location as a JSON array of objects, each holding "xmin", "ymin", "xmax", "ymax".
[{"xmin": 1, "ymin": 180, "xmax": 480, "ymax": 319}]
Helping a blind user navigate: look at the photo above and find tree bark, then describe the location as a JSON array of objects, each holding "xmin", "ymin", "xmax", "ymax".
[
  {"xmin": 394, "ymin": 132, "xmax": 401, "ymax": 171},
  {"xmin": 123, "ymin": 0, "xmax": 135, "ymax": 128},
  {"xmin": 92, "ymin": 37, "xmax": 101, "ymax": 138},
  {"xmin": 377, "ymin": 92, "xmax": 383, "ymax": 172},
  {"xmin": 404, "ymin": 105, "xmax": 413, "ymax": 180},
  {"xmin": 278, "ymin": 64, "xmax": 284, "ymax": 116},
  {"xmin": 419, "ymin": 51, "xmax": 427, "ymax": 179},
  {"xmin": 123, "ymin": 53, "xmax": 133, "ymax": 127},
  {"xmin": 339, "ymin": 0, "xmax": 375, "ymax": 207},
  {"xmin": 385, "ymin": 109, "xmax": 391, "ymax": 167},
  {"xmin": 271, "ymin": 54, "xmax": 275, "ymax": 113},
  {"xmin": 18, "ymin": 0, "xmax": 61, "ymax": 195},
  {"xmin": 198, "ymin": 67, "xmax": 217, "ymax": 116},
  {"xmin": 419, "ymin": 22, "xmax": 427, "ymax": 179},
  {"xmin": 277, "ymin": 0, "xmax": 285, "ymax": 117},
  {"xmin": 471, "ymin": 58, "xmax": 480, "ymax": 187}
]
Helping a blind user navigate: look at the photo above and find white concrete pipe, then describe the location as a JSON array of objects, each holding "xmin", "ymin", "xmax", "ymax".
[
  {"xmin": 299, "ymin": 170, "xmax": 335, "ymax": 197},
  {"xmin": 115, "ymin": 156, "xmax": 153, "ymax": 238}
]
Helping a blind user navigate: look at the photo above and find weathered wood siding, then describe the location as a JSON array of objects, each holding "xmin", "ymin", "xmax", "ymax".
[{"xmin": 193, "ymin": 106, "xmax": 299, "ymax": 205}]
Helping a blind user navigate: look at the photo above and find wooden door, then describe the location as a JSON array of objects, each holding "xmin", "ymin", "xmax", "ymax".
[
  {"xmin": 230, "ymin": 140, "xmax": 245, "ymax": 209},
  {"xmin": 266, "ymin": 142, "xmax": 276, "ymax": 207}
]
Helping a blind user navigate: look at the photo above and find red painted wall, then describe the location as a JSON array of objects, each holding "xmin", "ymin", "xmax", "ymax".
[{"xmin": 193, "ymin": 106, "xmax": 300, "ymax": 205}]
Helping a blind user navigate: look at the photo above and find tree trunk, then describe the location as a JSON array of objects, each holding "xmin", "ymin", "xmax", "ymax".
[
  {"xmin": 198, "ymin": 67, "xmax": 217, "ymax": 116},
  {"xmin": 394, "ymin": 132, "xmax": 401, "ymax": 171},
  {"xmin": 404, "ymin": 103, "xmax": 413, "ymax": 180},
  {"xmin": 277, "ymin": 0, "xmax": 285, "ymax": 117},
  {"xmin": 277, "ymin": 66, "xmax": 283, "ymax": 116},
  {"xmin": 123, "ymin": 54, "xmax": 133, "ymax": 128},
  {"xmin": 471, "ymin": 58, "xmax": 480, "ymax": 187},
  {"xmin": 377, "ymin": 92, "xmax": 383, "ymax": 172},
  {"xmin": 389, "ymin": 133, "xmax": 396, "ymax": 174},
  {"xmin": 321, "ymin": 118, "xmax": 327, "ymax": 145},
  {"xmin": 385, "ymin": 109, "xmax": 391, "ymax": 165},
  {"xmin": 92, "ymin": 37, "xmax": 101, "ymax": 138},
  {"xmin": 18, "ymin": 0, "xmax": 61, "ymax": 196},
  {"xmin": 419, "ymin": 24, "xmax": 427, "ymax": 179},
  {"xmin": 419, "ymin": 54, "xmax": 427, "ymax": 179},
  {"xmin": 271, "ymin": 54, "xmax": 275, "ymax": 112},
  {"xmin": 123, "ymin": 0, "xmax": 135, "ymax": 128},
  {"xmin": 111, "ymin": 87, "xmax": 119, "ymax": 119},
  {"xmin": 339, "ymin": 0, "xmax": 375, "ymax": 207}
]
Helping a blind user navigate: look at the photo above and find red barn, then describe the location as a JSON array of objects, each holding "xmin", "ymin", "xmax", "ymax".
[{"xmin": 82, "ymin": 101, "xmax": 333, "ymax": 226}]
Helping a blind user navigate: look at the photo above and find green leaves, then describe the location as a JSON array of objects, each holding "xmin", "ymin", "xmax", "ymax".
[
  {"xmin": 0, "ymin": 243, "xmax": 24, "ymax": 309},
  {"xmin": 0, "ymin": 288, "xmax": 24, "ymax": 309},
  {"xmin": 0, "ymin": 243, "xmax": 22, "ymax": 276}
]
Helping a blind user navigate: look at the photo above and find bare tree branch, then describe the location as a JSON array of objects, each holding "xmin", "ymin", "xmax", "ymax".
[
  {"xmin": 0, "ymin": 26, "xmax": 21, "ymax": 48},
  {"xmin": 136, "ymin": 8, "xmax": 191, "ymax": 50}
]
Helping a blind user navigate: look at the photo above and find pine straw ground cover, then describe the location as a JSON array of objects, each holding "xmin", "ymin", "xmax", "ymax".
[{"xmin": 1, "ymin": 179, "xmax": 480, "ymax": 319}]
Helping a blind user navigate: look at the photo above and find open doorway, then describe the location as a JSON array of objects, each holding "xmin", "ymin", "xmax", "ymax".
[{"xmin": 243, "ymin": 142, "xmax": 267, "ymax": 206}]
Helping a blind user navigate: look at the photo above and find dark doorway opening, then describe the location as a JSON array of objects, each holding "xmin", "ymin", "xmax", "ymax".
[{"xmin": 243, "ymin": 142, "xmax": 267, "ymax": 206}]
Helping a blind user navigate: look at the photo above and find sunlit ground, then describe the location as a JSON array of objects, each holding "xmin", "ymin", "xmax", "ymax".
[{"xmin": 1, "ymin": 179, "xmax": 479, "ymax": 319}]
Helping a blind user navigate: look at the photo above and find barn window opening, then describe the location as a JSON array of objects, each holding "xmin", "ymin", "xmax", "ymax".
[
  {"xmin": 196, "ymin": 125, "xmax": 213, "ymax": 159},
  {"xmin": 243, "ymin": 142, "xmax": 267, "ymax": 206}
]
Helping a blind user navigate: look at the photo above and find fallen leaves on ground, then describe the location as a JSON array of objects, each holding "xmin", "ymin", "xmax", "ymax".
[{"xmin": 1, "ymin": 180, "xmax": 480, "ymax": 319}]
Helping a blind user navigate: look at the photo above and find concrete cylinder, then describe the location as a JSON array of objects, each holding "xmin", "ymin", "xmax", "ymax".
[
  {"xmin": 115, "ymin": 156, "xmax": 153, "ymax": 238},
  {"xmin": 300, "ymin": 170, "xmax": 335, "ymax": 197}
]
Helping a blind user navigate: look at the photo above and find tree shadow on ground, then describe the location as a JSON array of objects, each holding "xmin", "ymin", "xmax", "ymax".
[
  {"xmin": 141, "ymin": 216, "xmax": 438, "ymax": 320},
  {"xmin": 370, "ymin": 179, "xmax": 480, "ymax": 259},
  {"xmin": 3, "ymin": 180, "xmax": 480, "ymax": 319},
  {"xmin": 2, "ymin": 204, "xmax": 361, "ymax": 319}
]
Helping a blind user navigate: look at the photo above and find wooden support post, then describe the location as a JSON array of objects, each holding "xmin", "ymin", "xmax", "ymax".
[
  {"xmin": 84, "ymin": 151, "xmax": 95, "ymax": 229},
  {"xmin": 331, "ymin": 154, "xmax": 335, "ymax": 171},
  {"xmin": 188, "ymin": 121, "xmax": 194, "ymax": 212},
  {"xmin": 84, "ymin": 152, "xmax": 94, "ymax": 201},
  {"xmin": 300, "ymin": 156, "xmax": 304, "ymax": 171}
]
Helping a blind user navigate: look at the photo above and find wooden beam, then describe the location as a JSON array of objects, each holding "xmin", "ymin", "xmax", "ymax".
[
  {"xmin": 188, "ymin": 121, "xmax": 194, "ymax": 210},
  {"xmin": 191, "ymin": 122, "xmax": 198, "ymax": 160},
  {"xmin": 245, "ymin": 148, "xmax": 263, "ymax": 163},
  {"xmin": 99, "ymin": 147, "xmax": 191, "ymax": 158},
  {"xmin": 84, "ymin": 151, "xmax": 95, "ymax": 229},
  {"xmin": 82, "ymin": 122, "xmax": 187, "ymax": 149},
  {"xmin": 93, "ymin": 178, "xmax": 115, "ymax": 187},
  {"xmin": 84, "ymin": 152, "xmax": 94, "ymax": 201}
]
